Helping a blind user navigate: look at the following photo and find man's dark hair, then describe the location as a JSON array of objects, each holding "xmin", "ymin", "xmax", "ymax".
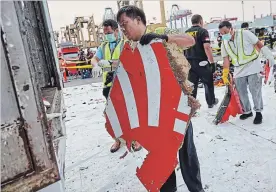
[
  {"xmin": 241, "ymin": 22, "xmax": 249, "ymax": 29},
  {"xmin": 103, "ymin": 19, "xmax": 118, "ymax": 30},
  {"xmin": 191, "ymin": 14, "xmax": 203, "ymax": 25},
  {"xmin": 218, "ymin": 21, "xmax": 232, "ymax": 29},
  {"xmin": 117, "ymin": 5, "xmax": 147, "ymax": 26}
]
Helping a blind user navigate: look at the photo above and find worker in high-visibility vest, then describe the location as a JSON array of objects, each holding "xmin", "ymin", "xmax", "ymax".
[
  {"xmin": 219, "ymin": 21, "xmax": 275, "ymax": 124},
  {"xmin": 268, "ymin": 26, "xmax": 276, "ymax": 50},
  {"xmin": 117, "ymin": 6, "xmax": 205, "ymax": 192},
  {"xmin": 90, "ymin": 19, "xmax": 142, "ymax": 153}
]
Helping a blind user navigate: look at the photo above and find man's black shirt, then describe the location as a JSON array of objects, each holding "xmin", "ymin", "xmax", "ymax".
[{"xmin": 184, "ymin": 25, "xmax": 210, "ymax": 61}]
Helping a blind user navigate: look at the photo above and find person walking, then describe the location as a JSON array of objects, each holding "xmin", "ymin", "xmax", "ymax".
[
  {"xmin": 268, "ymin": 26, "xmax": 276, "ymax": 50},
  {"xmin": 90, "ymin": 19, "xmax": 142, "ymax": 153},
  {"xmin": 185, "ymin": 14, "xmax": 218, "ymax": 108},
  {"xmin": 219, "ymin": 21, "xmax": 275, "ymax": 124},
  {"xmin": 117, "ymin": 5, "xmax": 205, "ymax": 192},
  {"xmin": 217, "ymin": 32, "xmax": 222, "ymax": 48}
]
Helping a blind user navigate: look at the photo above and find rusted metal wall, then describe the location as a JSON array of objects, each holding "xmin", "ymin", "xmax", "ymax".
[
  {"xmin": 1, "ymin": 35, "xmax": 33, "ymax": 183},
  {"xmin": 1, "ymin": 1, "xmax": 64, "ymax": 191},
  {"xmin": 14, "ymin": 1, "xmax": 62, "ymax": 89}
]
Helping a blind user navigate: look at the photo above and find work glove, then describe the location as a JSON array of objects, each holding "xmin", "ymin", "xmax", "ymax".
[
  {"xmin": 222, "ymin": 68, "xmax": 230, "ymax": 85},
  {"xmin": 92, "ymin": 64, "xmax": 102, "ymax": 77},
  {"xmin": 139, "ymin": 33, "xmax": 168, "ymax": 45},
  {"xmin": 98, "ymin": 60, "xmax": 112, "ymax": 68}
]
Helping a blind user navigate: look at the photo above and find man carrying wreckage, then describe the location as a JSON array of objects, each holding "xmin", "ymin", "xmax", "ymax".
[
  {"xmin": 90, "ymin": 19, "xmax": 142, "ymax": 153},
  {"xmin": 219, "ymin": 21, "xmax": 275, "ymax": 125},
  {"xmin": 116, "ymin": 5, "xmax": 205, "ymax": 192}
]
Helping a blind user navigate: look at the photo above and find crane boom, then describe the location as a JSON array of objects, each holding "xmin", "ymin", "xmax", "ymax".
[
  {"xmin": 103, "ymin": 7, "xmax": 116, "ymax": 21},
  {"xmin": 117, "ymin": 0, "xmax": 144, "ymax": 10},
  {"xmin": 160, "ymin": 0, "xmax": 166, "ymax": 25}
]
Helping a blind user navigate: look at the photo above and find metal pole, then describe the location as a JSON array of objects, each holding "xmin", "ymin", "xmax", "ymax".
[
  {"xmin": 174, "ymin": 16, "xmax": 176, "ymax": 29},
  {"xmin": 185, "ymin": 16, "xmax": 188, "ymax": 28},
  {"xmin": 242, "ymin": 1, "xmax": 245, "ymax": 22},
  {"xmin": 270, "ymin": 0, "xmax": 272, "ymax": 16},
  {"xmin": 160, "ymin": 0, "xmax": 166, "ymax": 25},
  {"xmin": 253, "ymin": 6, "xmax": 256, "ymax": 21}
]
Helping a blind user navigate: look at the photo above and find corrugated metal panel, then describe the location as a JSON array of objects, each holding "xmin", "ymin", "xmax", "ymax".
[
  {"xmin": 1, "ymin": 1, "xmax": 64, "ymax": 191},
  {"xmin": 1, "ymin": 32, "xmax": 33, "ymax": 184}
]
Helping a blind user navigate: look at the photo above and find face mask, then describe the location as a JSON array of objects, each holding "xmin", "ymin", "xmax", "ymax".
[
  {"xmin": 222, "ymin": 29, "xmax": 232, "ymax": 41},
  {"xmin": 105, "ymin": 33, "xmax": 116, "ymax": 42}
]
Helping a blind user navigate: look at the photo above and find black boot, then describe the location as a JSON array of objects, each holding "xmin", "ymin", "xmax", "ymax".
[
  {"xmin": 240, "ymin": 112, "xmax": 253, "ymax": 120},
  {"xmin": 253, "ymin": 112, "xmax": 263, "ymax": 124},
  {"xmin": 208, "ymin": 98, "xmax": 219, "ymax": 108}
]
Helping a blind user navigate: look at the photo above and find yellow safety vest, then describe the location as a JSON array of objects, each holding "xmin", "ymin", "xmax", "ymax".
[
  {"xmin": 100, "ymin": 40, "xmax": 125, "ymax": 87},
  {"xmin": 223, "ymin": 29, "xmax": 259, "ymax": 66}
]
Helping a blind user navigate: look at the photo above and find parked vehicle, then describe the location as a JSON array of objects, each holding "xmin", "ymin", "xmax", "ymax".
[{"xmin": 208, "ymin": 28, "xmax": 221, "ymax": 55}]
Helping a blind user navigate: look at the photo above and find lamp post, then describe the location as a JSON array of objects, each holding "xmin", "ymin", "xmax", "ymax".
[
  {"xmin": 269, "ymin": 0, "xmax": 272, "ymax": 16},
  {"xmin": 253, "ymin": 6, "xmax": 256, "ymax": 21},
  {"xmin": 242, "ymin": 1, "xmax": 245, "ymax": 21}
]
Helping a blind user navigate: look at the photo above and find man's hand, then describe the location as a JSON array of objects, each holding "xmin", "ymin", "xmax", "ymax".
[
  {"xmin": 140, "ymin": 33, "xmax": 168, "ymax": 45},
  {"xmin": 222, "ymin": 68, "xmax": 230, "ymax": 85},
  {"xmin": 203, "ymin": 43, "xmax": 215, "ymax": 66},
  {"xmin": 98, "ymin": 60, "xmax": 111, "ymax": 68}
]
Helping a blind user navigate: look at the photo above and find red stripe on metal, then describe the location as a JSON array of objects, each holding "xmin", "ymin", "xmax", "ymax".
[
  {"xmin": 119, "ymin": 43, "xmax": 149, "ymax": 144},
  {"xmin": 109, "ymin": 75, "xmax": 132, "ymax": 140},
  {"xmin": 104, "ymin": 42, "xmax": 190, "ymax": 192}
]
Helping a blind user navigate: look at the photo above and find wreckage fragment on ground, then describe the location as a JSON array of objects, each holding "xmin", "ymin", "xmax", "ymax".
[{"xmin": 213, "ymin": 76, "xmax": 243, "ymax": 125}]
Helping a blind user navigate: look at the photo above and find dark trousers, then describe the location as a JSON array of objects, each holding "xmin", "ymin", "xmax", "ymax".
[
  {"xmin": 103, "ymin": 87, "xmax": 111, "ymax": 100},
  {"xmin": 270, "ymin": 38, "xmax": 275, "ymax": 49},
  {"xmin": 218, "ymin": 42, "xmax": 222, "ymax": 48},
  {"xmin": 160, "ymin": 123, "xmax": 204, "ymax": 192},
  {"xmin": 188, "ymin": 60, "xmax": 216, "ymax": 106}
]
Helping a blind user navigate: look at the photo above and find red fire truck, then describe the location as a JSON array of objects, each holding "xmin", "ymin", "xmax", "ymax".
[{"xmin": 58, "ymin": 42, "xmax": 80, "ymax": 78}]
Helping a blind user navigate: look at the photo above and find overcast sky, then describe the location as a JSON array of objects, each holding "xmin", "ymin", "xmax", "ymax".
[{"xmin": 48, "ymin": 0, "xmax": 275, "ymax": 31}]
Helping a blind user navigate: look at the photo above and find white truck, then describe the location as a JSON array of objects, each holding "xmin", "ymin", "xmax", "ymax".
[
  {"xmin": 1, "ymin": 1, "xmax": 66, "ymax": 192},
  {"xmin": 208, "ymin": 28, "xmax": 220, "ymax": 50}
]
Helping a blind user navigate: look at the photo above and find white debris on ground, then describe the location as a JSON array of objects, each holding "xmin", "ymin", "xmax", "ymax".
[{"xmin": 63, "ymin": 82, "xmax": 276, "ymax": 192}]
